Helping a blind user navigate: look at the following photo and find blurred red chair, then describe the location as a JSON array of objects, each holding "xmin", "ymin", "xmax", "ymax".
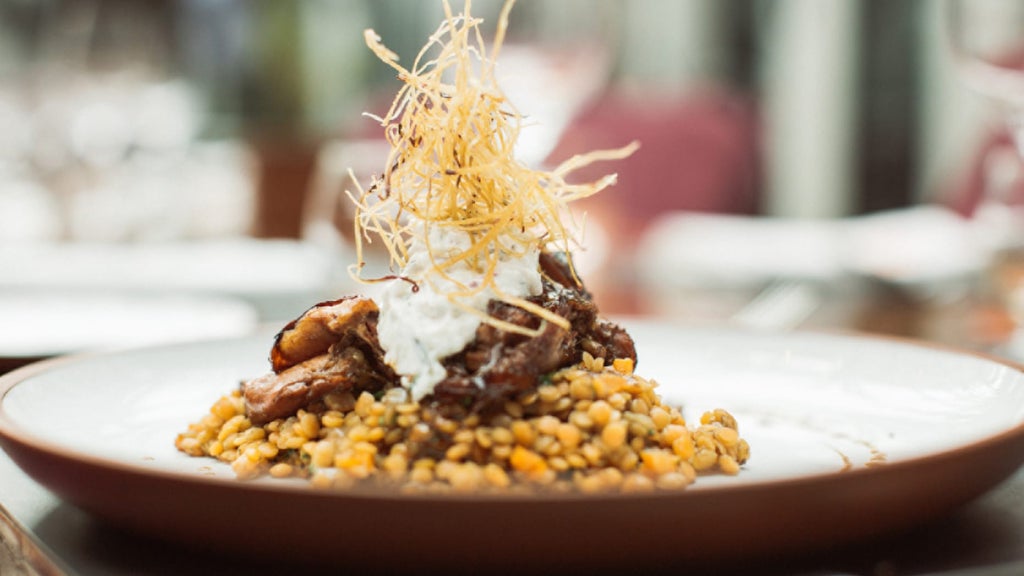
[{"xmin": 545, "ymin": 87, "xmax": 762, "ymax": 249}]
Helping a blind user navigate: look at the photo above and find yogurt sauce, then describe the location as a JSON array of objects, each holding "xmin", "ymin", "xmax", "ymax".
[{"xmin": 376, "ymin": 225, "xmax": 542, "ymax": 400}]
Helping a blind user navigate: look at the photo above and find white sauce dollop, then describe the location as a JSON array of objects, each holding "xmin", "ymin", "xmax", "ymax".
[{"xmin": 376, "ymin": 226, "xmax": 542, "ymax": 400}]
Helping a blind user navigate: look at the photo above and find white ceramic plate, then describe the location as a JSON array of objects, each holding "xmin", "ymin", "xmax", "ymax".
[{"xmin": 2, "ymin": 321, "xmax": 1024, "ymax": 571}]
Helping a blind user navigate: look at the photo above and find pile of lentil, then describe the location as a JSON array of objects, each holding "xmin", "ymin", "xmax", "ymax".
[{"xmin": 176, "ymin": 354, "xmax": 749, "ymax": 494}]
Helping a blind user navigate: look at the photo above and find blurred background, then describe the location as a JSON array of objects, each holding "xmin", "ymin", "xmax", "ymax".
[{"xmin": 2, "ymin": 0, "xmax": 1024, "ymax": 365}]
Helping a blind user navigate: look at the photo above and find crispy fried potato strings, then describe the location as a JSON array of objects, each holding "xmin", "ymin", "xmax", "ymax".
[{"xmin": 349, "ymin": 0, "xmax": 637, "ymax": 332}]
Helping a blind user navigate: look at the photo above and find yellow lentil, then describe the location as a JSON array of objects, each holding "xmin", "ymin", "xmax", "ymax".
[
  {"xmin": 354, "ymin": 392, "xmax": 375, "ymax": 418},
  {"xmin": 484, "ymin": 463, "xmax": 511, "ymax": 487},
  {"xmin": 612, "ymin": 357, "xmax": 634, "ymax": 374},
  {"xmin": 587, "ymin": 401, "xmax": 612, "ymax": 428},
  {"xmin": 511, "ymin": 421, "xmax": 535, "ymax": 446},
  {"xmin": 299, "ymin": 412, "xmax": 319, "ymax": 439},
  {"xmin": 555, "ymin": 423, "xmax": 582, "ymax": 450},
  {"xmin": 601, "ymin": 421, "xmax": 628, "ymax": 449}
]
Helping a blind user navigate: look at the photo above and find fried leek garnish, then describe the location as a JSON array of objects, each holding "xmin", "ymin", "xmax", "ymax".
[{"xmin": 350, "ymin": 0, "xmax": 637, "ymax": 332}]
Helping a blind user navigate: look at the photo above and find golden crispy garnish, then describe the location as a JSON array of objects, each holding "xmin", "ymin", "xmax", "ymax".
[{"xmin": 349, "ymin": 0, "xmax": 637, "ymax": 334}]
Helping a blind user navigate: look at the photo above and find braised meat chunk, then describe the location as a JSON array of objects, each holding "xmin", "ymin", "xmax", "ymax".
[
  {"xmin": 270, "ymin": 296, "xmax": 381, "ymax": 373},
  {"xmin": 244, "ymin": 347, "xmax": 388, "ymax": 425},
  {"xmin": 241, "ymin": 252, "xmax": 635, "ymax": 421},
  {"xmin": 243, "ymin": 297, "xmax": 394, "ymax": 425},
  {"xmin": 431, "ymin": 252, "xmax": 636, "ymax": 410}
]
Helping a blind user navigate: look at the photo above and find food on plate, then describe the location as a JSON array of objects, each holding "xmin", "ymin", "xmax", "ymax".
[{"xmin": 176, "ymin": 0, "xmax": 748, "ymax": 493}]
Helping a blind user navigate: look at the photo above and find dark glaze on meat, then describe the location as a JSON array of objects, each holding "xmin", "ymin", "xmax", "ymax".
[
  {"xmin": 243, "ymin": 297, "xmax": 394, "ymax": 425},
  {"xmin": 269, "ymin": 297, "xmax": 380, "ymax": 373},
  {"xmin": 241, "ymin": 252, "xmax": 636, "ymax": 422},
  {"xmin": 431, "ymin": 252, "xmax": 635, "ymax": 412},
  {"xmin": 244, "ymin": 346, "xmax": 391, "ymax": 425}
]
